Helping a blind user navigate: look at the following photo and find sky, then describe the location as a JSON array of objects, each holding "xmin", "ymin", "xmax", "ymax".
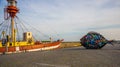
[{"xmin": 0, "ymin": 0, "xmax": 120, "ymax": 41}]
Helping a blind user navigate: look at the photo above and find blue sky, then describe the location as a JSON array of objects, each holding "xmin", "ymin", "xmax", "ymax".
[{"xmin": 0, "ymin": 0, "xmax": 120, "ymax": 41}]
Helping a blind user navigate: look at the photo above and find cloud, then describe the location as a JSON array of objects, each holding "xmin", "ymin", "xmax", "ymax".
[
  {"xmin": 0, "ymin": 0, "xmax": 120, "ymax": 41},
  {"xmin": 96, "ymin": 28, "xmax": 120, "ymax": 40}
]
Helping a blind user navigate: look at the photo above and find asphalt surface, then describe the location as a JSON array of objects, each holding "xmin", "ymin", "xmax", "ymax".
[{"xmin": 0, "ymin": 44, "xmax": 120, "ymax": 67}]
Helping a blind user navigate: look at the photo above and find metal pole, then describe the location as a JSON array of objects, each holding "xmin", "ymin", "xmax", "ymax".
[{"xmin": 11, "ymin": 17, "xmax": 14, "ymax": 44}]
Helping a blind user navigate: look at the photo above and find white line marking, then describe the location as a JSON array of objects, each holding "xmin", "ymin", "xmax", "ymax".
[{"xmin": 35, "ymin": 63, "xmax": 70, "ymax": 67}]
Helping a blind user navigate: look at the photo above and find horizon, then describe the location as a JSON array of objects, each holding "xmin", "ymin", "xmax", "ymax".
[{"xmin": 0, "ymin": 0, "xmax": 120, "ymax": 41}]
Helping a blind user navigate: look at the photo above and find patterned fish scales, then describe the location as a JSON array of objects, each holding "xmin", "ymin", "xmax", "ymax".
[{"xmin": 80, "ymin": 32, "xmax": 108, "ymax": 49}]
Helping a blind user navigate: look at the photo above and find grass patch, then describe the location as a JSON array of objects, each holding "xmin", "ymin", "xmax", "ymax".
[{"xmin": 60, "ymin": 42, "xmax": 82, "ymax": 48}]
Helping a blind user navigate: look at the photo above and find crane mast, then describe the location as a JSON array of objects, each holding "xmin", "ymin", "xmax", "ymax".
[{"xmin": 6, "ymin": 0, "xmax": 19, "ymax": 44}]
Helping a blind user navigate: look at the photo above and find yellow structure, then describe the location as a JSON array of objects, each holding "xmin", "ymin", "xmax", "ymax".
[
  {"xmin": 23, "ymin": 32, "xmax": 33, "ymax": 41},
  {"xmin": 0, "ymin": 31, "xmax": 34, "ymax": 47}
]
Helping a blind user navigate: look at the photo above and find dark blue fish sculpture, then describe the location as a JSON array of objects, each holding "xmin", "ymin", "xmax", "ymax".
[{"xmin": 80, "ymin": 31, "xmax": 112, "ymax": 49}]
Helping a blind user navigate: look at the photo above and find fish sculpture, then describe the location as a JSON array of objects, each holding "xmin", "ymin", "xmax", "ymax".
[{"xmin": 80, "ymin": 31, "xmax": 113, "ymax": 49}]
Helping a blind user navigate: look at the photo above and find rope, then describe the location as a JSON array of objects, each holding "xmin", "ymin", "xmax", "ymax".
[
  {"xmin": 16, "ymin": 16, "xmax": 38, "ymax": 41},
  {"xmin": 18, "ymin": 14, "xmax": 50, "ymax": 38},
  {"xmin": 0, "ymin": 20, "xmax": 8, "ymax": 39},
  {"xmin": 16, "ymin": 15, "xmax": 51, "ymax": 40},
  {"xmin": 0, "ymin": 13, "xmax": 61, "ymax": 41},
  {"xmin": 16, "ymin": 17, "xmax": 29, "ymax": 32},
  {"xmin": 14, "ymin": 17, "xmax": 20, "ymax": 41},
  {"xmin": 5, "ymin": 17, "xmax": 11, "ymax": 35},
  {"xmin": 16, "ymin": 16, "xmax": 25, "ymax": 34}
]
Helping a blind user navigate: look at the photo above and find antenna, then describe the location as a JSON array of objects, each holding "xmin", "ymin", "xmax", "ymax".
[{"xmin": 5, "ymin": 0, "xmax": 19, "ymax": 43}]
